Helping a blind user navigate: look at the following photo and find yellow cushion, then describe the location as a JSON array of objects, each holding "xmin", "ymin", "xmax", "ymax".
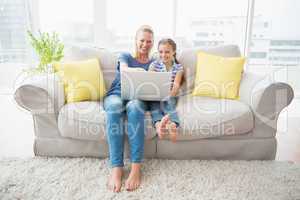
[
  {"xmin": 53, "ymin": 59, "xmax": 106, "ymax": 103},
  {"xmin": 192, "ymin": 51, "xmax": 245, "ymax": 99}
]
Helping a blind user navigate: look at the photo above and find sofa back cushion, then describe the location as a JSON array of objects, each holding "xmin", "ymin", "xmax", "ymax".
[
  {"xmin": 63, "ymin": 45, "xmax": 118, "ymax": 91},
  {"xmin": 178, "ymin": 45, "xmax": 241, "ymax": 95},
  {"xmin": 63, "ymin": 45, "xmax": 241, "ymax": 96},
  {"xmin": 53, "ymin": 59, "xmax": 107, "ymax": 103}
]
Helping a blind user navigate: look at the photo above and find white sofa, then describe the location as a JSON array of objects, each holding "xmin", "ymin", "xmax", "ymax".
[{"xmin": 14, "ymin": 45, "xmax": 294, "ymax": 160}]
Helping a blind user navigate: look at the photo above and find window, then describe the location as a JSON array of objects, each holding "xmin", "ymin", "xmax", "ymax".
[
  {"xmin": 105, "ymin": 0, "xmax": 173, "ymax": 51},
  {"xmin": 2, "ymin": 0, "xmax": 274, "ymax": 64},
  {"xmin": 270, "ymin": 40, "xmax": 300, "ymax": 46},
  {"xmin": 0, "ymin": 0, "xmax": 29, "ymax": 63},
  {"xmin": 176, "ymin": 0, "xmax": 249, "ymax": 51},
  {"xmin": 249, "ymin": 0, "xmax": 300, "ymax": 99},
  {"xmin": 38, "ymin": 0, "xmax": 94, "ymax": 44},
  {"xmin": 1, "ymin": 0, "xmax": 250, "ymax": 63},
  {"xmin": 196, "ymin": 32, "xmax": 209, "ymax": 37},
  {"xmin": 250, "ymin": 52, "xmax": 267, "ymax": 58},
  {"xmin": 249, "ymin": 0, "xmax": 300, "ymax": 66}
]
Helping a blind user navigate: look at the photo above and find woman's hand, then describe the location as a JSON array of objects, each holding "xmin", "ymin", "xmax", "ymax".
[
  {"xmin": 134, "ymin": 68, "xmax": 146, "ymax": 71},
  {"xmin": 122, "ymin": 67, "xmax": 145, "ymax": 72}
]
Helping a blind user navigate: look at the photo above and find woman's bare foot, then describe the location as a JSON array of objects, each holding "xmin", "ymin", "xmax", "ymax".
[
  {"xmin": 125, "ymin": 163, "xmax": 142, "ymax": 191},
  {"xmin": 107, "ymin": 167, "xmax": 123, "ymax": 192},
  {"xmin": 168, "ymin": 122, "xmax": 177, "ymax": 143}
]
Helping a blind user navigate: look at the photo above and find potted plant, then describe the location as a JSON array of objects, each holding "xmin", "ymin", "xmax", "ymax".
[{"xmin": 26, "ymin": 30, "xmax": 64, "ymax": 74}]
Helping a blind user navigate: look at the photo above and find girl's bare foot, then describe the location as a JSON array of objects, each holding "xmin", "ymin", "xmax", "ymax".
[
  {"xmin": 155, "ymin": 121, "xmax": 167, "ymax": 139},
  {"xmin": 161, "ymin": 114, "xmax": 170, "ymax": 128},
  {"xmin": 157, "ymin": 115, "xmax": 170, "ymax": 139},
  {"xmin": 169, "ymin": 122, "xmax": 177, "ymax": 143},
  {"xmin": 125, "ymin": 163, "xmax": 142, "ymax": 191},
  {"xmin": 107, "ymin": 167, "xmax": 123, "ymax": 192}
]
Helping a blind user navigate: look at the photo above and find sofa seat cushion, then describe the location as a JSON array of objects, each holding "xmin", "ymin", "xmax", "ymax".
[
  {"xmin": 57, "ymin": 101, "xmax": 156, "ymax": 141},
  {"xmin": 176, "ymin": 95, "xmax": 254, "ymax": 140}
]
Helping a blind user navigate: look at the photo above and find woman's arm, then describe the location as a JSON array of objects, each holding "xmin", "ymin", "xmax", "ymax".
[
  {"xmin": 120, "ymin": 62, "xmax": 129, "ymax": 71},
  {"xmin": 122, "ymin": 67, "xmax": 145, "ymax": 71},
  {"xmin": 119, "ymin": 53, "xmax": 130, "ymax": 71},
  {"xmin": 118, "ymin": 53, "xmax": 144, "ymax": 71},
  {"xmin": 170, "ymin": 70, "xmax": 184, "ymax": 96},
  {"xmin": 120, "ymin": 62, "xmax": 145, "ymax": 71}
]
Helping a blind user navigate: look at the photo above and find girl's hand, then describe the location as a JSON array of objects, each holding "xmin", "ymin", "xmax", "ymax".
[{"xmin": 169, "ymin": 91, "xmax": 177, "ymax": 97}]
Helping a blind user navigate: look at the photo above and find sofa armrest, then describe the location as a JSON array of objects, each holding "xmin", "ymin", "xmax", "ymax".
[
  {"xmin": 14, "ymin": 73, "xmax": 65, "ymax": 116},
  {"xmin": 239, "ymin": 72, "xmax": 294, "ymax": 131}
]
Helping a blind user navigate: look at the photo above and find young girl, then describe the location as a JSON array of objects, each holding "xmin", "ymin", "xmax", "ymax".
[{"xmin": 148, "ymin": 38, "xmax": 184, "ymax": 143}]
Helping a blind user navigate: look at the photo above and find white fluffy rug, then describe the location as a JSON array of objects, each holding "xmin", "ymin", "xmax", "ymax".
[{"xmin": 1, "ymin": 157, "xmax": 300, "ymax": 200}]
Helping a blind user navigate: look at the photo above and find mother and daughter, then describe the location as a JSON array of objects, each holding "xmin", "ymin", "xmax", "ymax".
[{"xmin": 104, "ymin": 25, "xmax": 184, "ymax": 192}]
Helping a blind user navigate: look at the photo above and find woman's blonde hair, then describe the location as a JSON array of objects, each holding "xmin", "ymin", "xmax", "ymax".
[{"xmin": 134, "ymin": 25, "xmax": 154, "ymax": 58}]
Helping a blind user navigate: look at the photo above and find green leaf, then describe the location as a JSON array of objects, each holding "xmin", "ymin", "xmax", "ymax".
[{"xmin": 27, "ymin": 30, "xmax": 64, "ymax": 73}]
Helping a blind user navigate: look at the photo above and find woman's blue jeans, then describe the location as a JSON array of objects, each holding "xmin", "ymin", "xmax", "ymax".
[
  {"xmin": 104, "ymin": 95, "xmax": 147, "ymax": 168},
  {"xmin": 148, "ymin": 97, "xmax": 180, "ymax": 127}
]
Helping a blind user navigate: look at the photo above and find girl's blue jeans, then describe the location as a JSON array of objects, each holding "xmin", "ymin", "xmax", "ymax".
[{"xmin": 148, "ymin": 96, "xmax": 180, "ymax": 127}]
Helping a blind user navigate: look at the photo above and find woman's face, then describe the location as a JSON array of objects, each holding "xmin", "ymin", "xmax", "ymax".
[
  {"xmin": 136, "ymin": 31, "xmax": 153, "ymax": 55},
  {"xmin": 158, "ymin": 43, "xmax": 175, "ymax": 64}
]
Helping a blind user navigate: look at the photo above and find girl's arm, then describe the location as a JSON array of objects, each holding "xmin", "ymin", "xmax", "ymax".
[
  {"xmin": 170, "ymin": 70, "xmax": 184, "ymax": 96},
  {"xmin": 148, "ymin": 62, "xmax": 156, "ymax": 71}
]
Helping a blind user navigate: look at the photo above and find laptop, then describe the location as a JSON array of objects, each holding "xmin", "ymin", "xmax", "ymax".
[{"xmin": 121, "ymin": 70, "xmax": 172, "ymax": 101}]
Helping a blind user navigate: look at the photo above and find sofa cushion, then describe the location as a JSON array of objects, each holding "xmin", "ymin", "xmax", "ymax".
[
  {"xmin": 53, "ymin": 59, "xmax": 107, "ymax": 103},
  {"xmin": 57, "ymin": 101, "xmax": 156, "ymax": 141},
  {"xmin": 192, "ymin": 51, "xmax": 245, "ymax": 99},
  {"xmin": 178, "ymin": 45, "xmax": 241, "ymax": 95},
  {"xmin": 63, "ymin": 45, "xmax": 118, "ymax": 91},
  {"xmin": 176, "ymin": 95, "xmax": 254, "ymax": 140}
]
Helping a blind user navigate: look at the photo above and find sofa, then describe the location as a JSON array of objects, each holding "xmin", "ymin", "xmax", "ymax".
[{"xmin": 14, "ymin": 45, "xmax": 294, "ymax": 160}]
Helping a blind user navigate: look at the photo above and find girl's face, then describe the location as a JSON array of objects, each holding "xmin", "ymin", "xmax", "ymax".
[
  {"xmin": 136, "ymin": 31, "xmax": 153, "ymax": 55},
  {"xmin": 158, "ymin": 43, "xmax": 175, "ymax": 64}
]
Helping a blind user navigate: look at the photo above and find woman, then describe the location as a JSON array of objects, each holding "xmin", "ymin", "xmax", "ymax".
[{"xmin": 104, "ymin": 25, "xmax": 154, "ymax": 192}]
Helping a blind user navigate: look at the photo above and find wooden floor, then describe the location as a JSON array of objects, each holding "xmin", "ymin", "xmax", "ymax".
[{"xmin": 1, "ymin": 93, "xmax": 300, "ymax": 162}]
